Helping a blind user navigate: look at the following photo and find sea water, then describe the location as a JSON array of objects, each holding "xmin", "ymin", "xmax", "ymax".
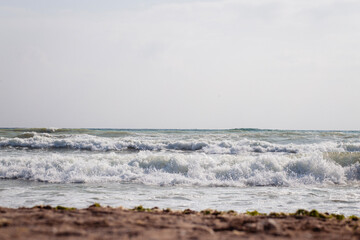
[{"xmin": 0, "ymin": 128, "xmax": 359, "ymax": 216}]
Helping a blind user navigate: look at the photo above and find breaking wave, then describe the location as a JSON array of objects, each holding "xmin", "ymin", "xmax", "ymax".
[
  {"xmin": 0, "ymin": 151, "xmax": 359, "ymax": 186},
  {"xmin": 1, "ymin": 132, "xmax": 358, "ymax": 155},
  {"xmin": 1, "ymin": 128, "xmax": 360, "ymax": 186}
]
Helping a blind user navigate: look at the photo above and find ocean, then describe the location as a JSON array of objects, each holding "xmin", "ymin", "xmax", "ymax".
[{"xmin": 0, "ymin": 128, "xmax": 359, "ymax": 216}]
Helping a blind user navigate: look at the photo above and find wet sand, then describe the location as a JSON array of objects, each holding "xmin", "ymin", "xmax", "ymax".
[{"xmin": 0, "ymin": 206, "xmax": 359, "ymax": 240}]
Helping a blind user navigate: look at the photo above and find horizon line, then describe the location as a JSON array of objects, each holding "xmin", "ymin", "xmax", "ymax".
[{"xmin": 0, "ymin": 127, "xmax": 359, "ymax": 132}]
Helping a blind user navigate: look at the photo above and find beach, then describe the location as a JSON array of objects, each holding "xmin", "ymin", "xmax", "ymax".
[
  {"xmin": 0, "ymin": 205, "xmax": 359, "ymax": 240},
  {"xmin": 1, "ymin": 128, "xmax": 360, "ymax": 239},
  {"xmin": 2, "ymin": 0, "xmax": 360, "ymax": 238}
]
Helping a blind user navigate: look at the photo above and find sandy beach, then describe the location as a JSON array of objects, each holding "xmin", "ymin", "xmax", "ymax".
[
  {"xmin": 0, "ymin": 205, "xmax": 359, "ymax": 240},
  {"xmin": 2, "ymin": 0, "xmax": 360, "ymax": 238}
]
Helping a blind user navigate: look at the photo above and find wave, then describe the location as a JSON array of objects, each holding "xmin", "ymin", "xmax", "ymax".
[
  {"xmin": 0, "ymin": 134, "xmax": 337, "ymax": 154},
  {"xmin": 230, "ymin": 128, "xmax": 268, "ymax": 132},
  {"xmin": 344, "ymin": 145, "xmax": 360, "ymax": 152},
  {"xmin": 1, "ymin": 132, "xmax": 359, "ymax": 156},
  {"xmin": 1, "ymin": 129, "xmax": 360, "ymax": 187},
  {"xmin": 2, "ymin": 127, "xmax": 62, "ymax": 133},
  {"xmin": 0, "ymin": 128, "xmax": 135, "ymax": 138},
  {"xmin": 0, "ymin": 151, "xmax": 359, "ymax": 186},
  {"xmin": 324, "ymin": 152, "xmax": 360, "ymax": 167},
  {"xmin": 16, "ymin": 132, "xmax": 37, "ymax": 139}
]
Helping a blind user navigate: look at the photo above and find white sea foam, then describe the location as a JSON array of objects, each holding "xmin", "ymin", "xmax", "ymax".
[
  {"xmin": 0, "ymin": 150, "xmax": 358, "ymax": 186},
  {"xmin": 0, "ymin": 132, "xmax": 355, "ymax": 155},
  {"xmin": 1, "ymin": 129, "xmax": 360, "ymax": 186}
]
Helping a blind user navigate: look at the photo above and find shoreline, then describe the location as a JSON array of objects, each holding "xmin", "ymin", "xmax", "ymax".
[{"xmin": 1, "ymin": 205, "xmax": 359, "ymax": 239}]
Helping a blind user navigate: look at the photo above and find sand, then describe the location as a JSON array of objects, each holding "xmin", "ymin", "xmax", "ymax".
[{"xmin": 0, "ymin": 206, "xmax": 359, "ymax": 240}]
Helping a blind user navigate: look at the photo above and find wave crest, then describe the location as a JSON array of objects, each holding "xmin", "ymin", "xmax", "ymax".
[{"xmin": 1, "ymin": 151, "xmax": 359, "ymax": 186}]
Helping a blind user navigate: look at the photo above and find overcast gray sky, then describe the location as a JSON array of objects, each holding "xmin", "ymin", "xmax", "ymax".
[{"xmin": 1, "ymin": 0, "xmax": 359, "ymax": 130}]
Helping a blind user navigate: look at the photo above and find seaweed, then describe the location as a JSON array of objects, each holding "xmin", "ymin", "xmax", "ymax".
[
  {"xmin": 32, "ymin": 205, "xmax": 52, "ymax": 209},
  {"xmin": 349, "ymin": 215, "xmax": 359, "ymax": 221},
  {"xmin": 132, "ymin": 205, "xmax": 156, "ymax": 212},
  {"xmin": 163, "ymin": 208, "xmax": 172, "ymax": 213},
  {"xmin": 35, "ymin": 204, "xmax": 358, "ymax": 221},
  {"xmin": 309, "ymin": 210, "xmax": 327, "ymax": 219},
  {"xmin": 55, "ymin": 206, "xmax": 76, "ymax": 211},
  {"xmin": 133, "ymin": 205, "xmax": 146, "ymax": 212},
  {"xmin": 246, "ymin": 210, "xmax": 266, "ymax": 216},
  {"xmin": 269, "ymin": 212, "xmax": 287, "ymax": 217},
  {"xmin": 331, "ymin": 213, "xmax": 345, "ymax": 220},
  {"xmin": 294, "ymin": 209, "xmax": 309, "ymax": 216},
  {"xmin": 293, "ymin": 209, "xmax": 347, "ymax": 220},
  {"xmin": 89, "ymin": 203, "xmax": 101, "ymax": 208},
  {"xmin": 183, "ymin": 209, "xmax": 196, "ymax": 214},
  {"xmin": 227, "ymin": 210, "xmax": 237, "ymax": 215},
  {"xmin": 201, "ymin": 209, "xmax": 212, "ymax": 215}
]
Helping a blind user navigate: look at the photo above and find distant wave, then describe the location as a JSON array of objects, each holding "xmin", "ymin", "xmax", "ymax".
[
  {"xmin": 2, "ymin": 127, "xmax": 63, "ymax": 133},
  {"xmin": 230, "ymin": 128, "xmax": 273, "ymax": 132},
  {"xmin": 0, "ymin": 128, "xmax": 133, "ymax": 137},
  {"xmin": 1, "ymin": 132, "xmax": 360, "ymax": 155}
]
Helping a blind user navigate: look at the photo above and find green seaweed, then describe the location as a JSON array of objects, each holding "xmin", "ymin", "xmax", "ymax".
[
  {"xmin": 309, "ymin": 209, "xmax": 327, "ymax": 219},
  {"xmin": 309, "ymin": 209, "xmax": 319, "ymax": 217},
  {"xmin": 295, "ymin": 209, "xmax": 309, "ymax": 216},
  {"xmin": 331, "ymin": 214, "xmax": 345, "ymax": 220},
  {"xmin": 89, "ymin": 203, "xmax": 101, "ymax": 208},
  {"xmin": 28, "ymin": 205, "xmax": 360, "ymax": 221},
  {"xmin": 133, "ymin": 205, "xmax": 145, "ymax": 212},
  {"xmin": 200, "ymin": 209, "xmax": 223, "ymax": 215},
  {"xmin": 246, "ymin": 210, "xmax": 266, "ymax": 216},
  {"xmin": 132, "ymin": 205, "xmax": 155, "ymax": 212},
  {"xmin": 55, "ymin": 206, "xmax": 76, "ymax": 211},
  {"xmin": 201, "ymin": 209, "xmax": 212, "ymax": 215},
  {"xmin": 349, "ymin": 215, "xmax": 359, "ymax": 221},
  {"xmin": 294, "ymin": 209, "xmax": 347, "ymax": 220},
  {"xmin": 269, "ymin": 212, "xmax": 287, "ymax": 217}
]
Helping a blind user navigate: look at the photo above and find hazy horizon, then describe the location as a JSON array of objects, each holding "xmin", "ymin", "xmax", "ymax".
[
  {"xmin": 0, "ymin": 127, "xmax": 360, "ymax": 132},
  {"xmin": 1, "ymin": 0, "xmax": 359, "ymax": 130}
]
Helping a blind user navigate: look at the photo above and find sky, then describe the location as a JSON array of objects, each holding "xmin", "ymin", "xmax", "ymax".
[{"xmin": 0, "ymin": 0, "xmax": 359, "ymax": 130}]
